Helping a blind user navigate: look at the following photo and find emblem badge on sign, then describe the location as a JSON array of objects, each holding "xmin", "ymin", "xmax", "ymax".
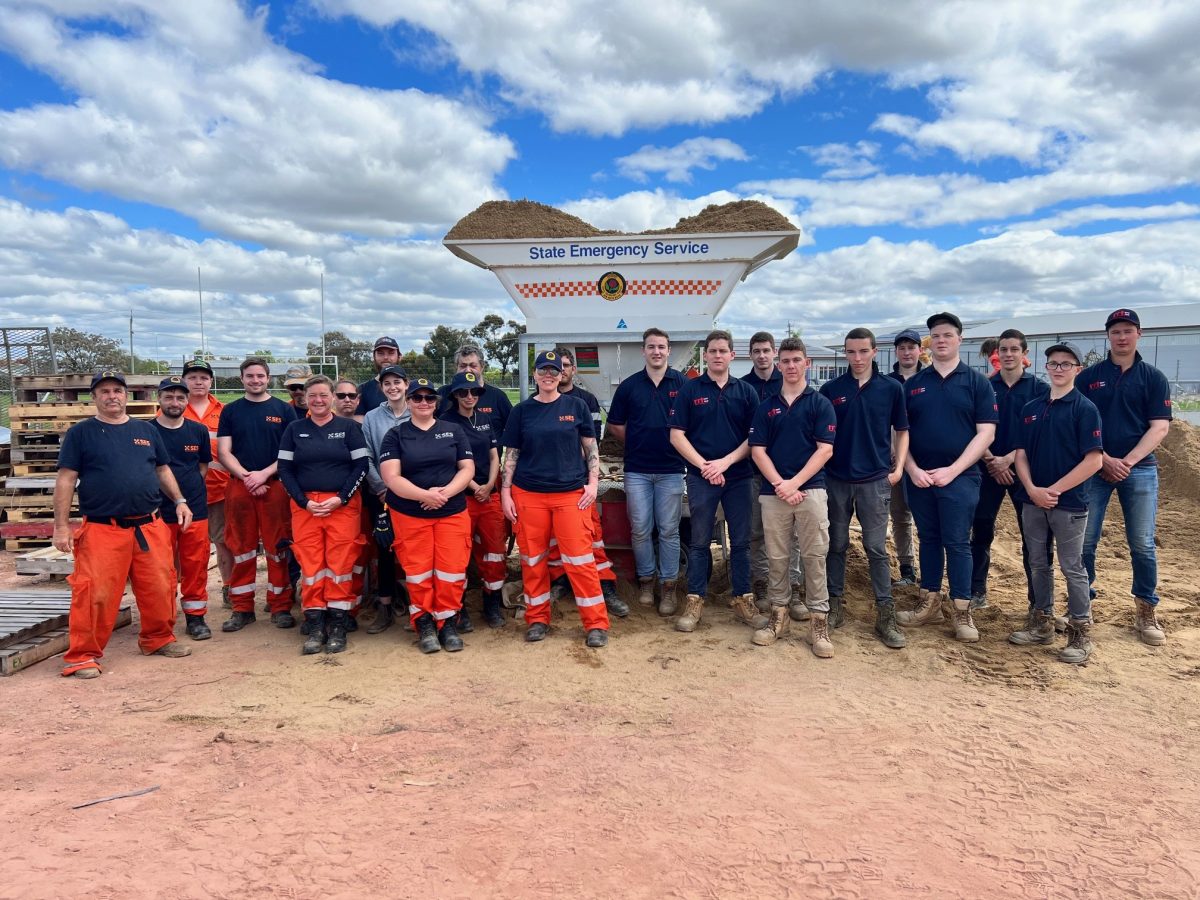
[{"xmin": 597, "ymin": 271, "xmax": 626, "ymax": 302}]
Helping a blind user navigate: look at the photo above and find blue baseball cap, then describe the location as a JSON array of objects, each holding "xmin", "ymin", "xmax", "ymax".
[
  {"xmin": 157, "ymin": 375, "xmax": 187, "ymax": 393},
  {"xmin": 90, "ymin": 369, "xmax": 127, "ymax": 390},
  {"xmin": 1104, "ymin": 308, "xmax": 1140, "ymax": 330},
  {"xmin": 534, "ymin": 350, "xmax": 563, "ymax": 372},
  {"xmin": 448, "ymin": 371, "xmax": 485, "ymax": 395},
  {"xmin": 378, "ymin": 365, "xmax": 408, "ymax": 382},
  {"xmin": 894, "ymin": 328, "xmax": 922, "ymax": 347},
  {"xmin": 405, "ymin": 377, "xmax": 439, "ymax": 398}
]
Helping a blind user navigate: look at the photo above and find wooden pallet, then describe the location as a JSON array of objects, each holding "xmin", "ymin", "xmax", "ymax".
[
  {"xmin": 14, "ymin": 545, "xmax": 75, "ymax": 576},
  {"xmin": 0, "ymin": 607, "xmax": 132, "ymax": 675},
  {"xmin": 0, "ymin": 590, "xmax": 73, "ymax": 646},
  {"xmin": 14, "ymin": 372, "xmax": 161, "ymax": 402}
]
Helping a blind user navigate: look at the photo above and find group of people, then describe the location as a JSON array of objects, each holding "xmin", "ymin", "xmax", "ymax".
[{"xmin": 53, "ymin": 307, "xmax": 1172, "ymax": 677}]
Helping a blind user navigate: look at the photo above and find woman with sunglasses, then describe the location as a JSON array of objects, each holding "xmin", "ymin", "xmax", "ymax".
[
  {"xmin": 500, "ymin": 350, "xmax": 609, "ymax": 648},
  {"xmin": 379, "ymin": 378, "xmax": 475, "ymax": 653},
  {"xmin": 277, "ymin": 375, "xmax": 369, "ymax": 654},
  {"xmin": 442, "ymin": 370, "xmax": 506, "ymax": 628}
]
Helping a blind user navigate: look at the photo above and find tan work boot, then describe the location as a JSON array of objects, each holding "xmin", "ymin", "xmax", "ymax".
[
  {"xmin": 151, "ymin": 642, "xmax": 193, "ymax": 658},
  {"xmin": 730, "ymin": 593, "xmax": 769, "ymax": 629},
  {"xmin": 1059, "ymin": 619, "xmax": 1094, "ymax": 664},
  {"xmin": 658, "ymin": 581, "xmax": 679, "ymax": 617},
  {"xmin": 896, "ymin": 589, "xmax": 944, "ymax": 626},
  {"xmin": 637, "ymin": 577, "xmax": 656, "ymax": 607},
  {"xmin": 950, "ymin": 598, "xmax": 979, "ymax": 643},
  {"xmin": 675, "ymin": 594, "xmax": 704, "ymax": 632},
  {"xmin": 1009, "ymin": 609, "xmax": 1055, "ymax": 645},
  {"xmin": 1134, "ymin": 598, "xmax": 1166, "ymax": 646},
  {"xmin": 807, "ymin": 612, "xmax": 834, "ymax": 658},
  {"xmin": 752, "ymin": 606, "xmax": 790, "ymax": 646}
]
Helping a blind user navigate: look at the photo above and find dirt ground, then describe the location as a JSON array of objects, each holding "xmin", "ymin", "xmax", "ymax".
[{"xmin": 3, "ymin": 423, "xmax": 1200, "ymax": 899}]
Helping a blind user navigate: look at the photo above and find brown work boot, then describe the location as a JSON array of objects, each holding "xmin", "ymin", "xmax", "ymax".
[
  {"xmin": 730, "ymin": 593, "xmax": 769, "ymax": 629},
  {"xmin": 752, "ymin": 606, "xmax": 790, "ymax": 646},
  {"xmin": 1009, "ymin": 609, "xmax": 1055, "ymax": 645},
  {"xmin": 675, "ymin": 594, "xmax": 704, "ymax": 632},
  {"xmin": 807, "ymin": 613, "xmax": 834, "ymax": 658},
  {"xmin": 658, "ymin": 581, "xmax": 679, "ymax": 617},
  {"xmin": 1134, "ymin": 598, "xmax": 1166, "ymax": 646},
  {"xmin": 151, "ymin": 642, "xmax": 192, "ymax": 658},
  {"xmin": 1059, "ymin": 619, "xmax": 1094, "ymax": 664},
  {"xmin": 788, "ymin": 581, "xmax": 810, "ymax": 622},
  {"xmin": 752, "ymin": 579, "xmax": 770, "ymax": 613},
  {"xmin": 950, "ymin": 598, "xmax": 979, "ymax": 643},
  {"xmin": 896, "ymin": 589, "xmax": 944, "ymax": 626},
  {"xmin": 637, "ymin": 576, "xmax": 656, "ymax": 607}
]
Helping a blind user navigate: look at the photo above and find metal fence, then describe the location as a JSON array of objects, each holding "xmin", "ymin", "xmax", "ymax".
[{"xmin": 1, "ymin": 327, "xmax": 56, "ymax": 426}]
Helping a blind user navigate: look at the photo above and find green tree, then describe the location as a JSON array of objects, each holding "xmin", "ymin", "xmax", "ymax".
[
  {"xmin": 308, "ymin": 331, "xmax": 372, "ymax": 381},
  {"xmin": 424, "ymin": 325, "xmax": 469, "ymax": 364},
  {"xmin": 399, "ymin": 350, "xmax": 437, "ymax": 380},
  {"xmin": 493, "ymin": 319, "xmax": 526, "ymax": 378},
  {"xmin": 250, "ymin": 348, "xmax": 277, "ymax": 362},
  {"xmin": 51, "ymin": 327, "xmax": 126, "ymax": 373}
]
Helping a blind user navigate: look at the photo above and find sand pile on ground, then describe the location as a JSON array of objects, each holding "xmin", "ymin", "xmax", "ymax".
[
  {"xmin": 445, "ymin": 199, "xmax": 796, "ymax": 240},
  {"xmin": 1157, "ymin": 419, "xmax": 1200, "ymax": 503}
]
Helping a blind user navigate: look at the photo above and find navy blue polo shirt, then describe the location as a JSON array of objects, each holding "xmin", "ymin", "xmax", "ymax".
[
  {"xmin": 277, "ymin": 415, "xmax": 369, "ymax": 508},
  {"xmin": 819, "ymin": 365, "xmax": 908, "ymax": 483},
  {"xmin": 989, "ymin": 371, "xmax": 1049, "ymax": 457},
  {"xmin": 669, "ymin": 373, "xmax": 759, "ymax": 481},
  {"xmin": 1015, "ymin": 389, "xmax": 1103, "ymax": 512},
  {"xmin": 217, "ymin": 396, "xmax": 297, "ymax": 472},
  {"xmin": 741, "ymin": 367, "xmax": 783, "ymax": 401},
  {"xmin": 354, "ymin": 377, "xmax": 387, "ymax": 417},
  {"xmin": 748, "ymin": 386, "xmax": 838, "ymax": 492},
  {"xmin": 58, "ymin": 417, "xmax": 169, "ymax": 519},
  {"xmin": 905, "ymin": 361, "xmax": 999, "ymax": 471},
  {"xmin": 152, "ymin": 418, "xmax": 211, "ymax": 522},
  {"xmin": 889, "ymin": 361, "xmax": 924, "ymax": 385},
  {"xmin": 1077, "ymin": 352, "xmax": 1172, "ymax": 468},
  {"xmin": 439, "ymin": 382, "xmax": 513, "ymax": 436},
  {"xmin": 380, "ymin": 419, "xmax": 473, "ymax": 518},
  {"xmin": 607, "ymin": 367, "xmax": 686, "ymax": 475},
  {"xmin": 442, "ymin": 407, "xmax": 498, "ymax": 479},
  {"xmin": 501, "ymin": 394, "xmax": 594, "ymax": 492}
]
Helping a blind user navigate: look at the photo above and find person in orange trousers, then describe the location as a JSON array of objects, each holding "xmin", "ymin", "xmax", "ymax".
[
  {"xmin": 53, "ymin": 370, "xmax": 194, "ymax": 678},
  {"xmin": 277, "ymin": 375, "xmax": 370, "ymax": 654},
  {"xmin": 335, "ymin": 378, "xmax": 371, "ymax": 626},
  {"xmin": 500, "ymin": 350, "xmax": 610, "ymax": 648},
  {"xmin": 217, "ymin": 357, "xmax": 298, "ymax": 631},
  {"xmin": 182, "ymin": 358, "xmax": 233, "ymax": 608},
  {"xmin": 380, "ymin": 378, "xmax": 476, "ymax": 654},
  {"xmin": 441, "ymin": 370, "xmax": 507, "ymax": 629},
  {"xmin": 153, "ymin": 376, "xmax": 215, "ymax": 640}
]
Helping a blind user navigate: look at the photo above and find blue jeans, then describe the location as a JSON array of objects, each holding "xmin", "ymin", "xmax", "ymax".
[
  {"xmin": 685, "ymin": 473, "xmax": 752, "ymax": 598},
  {"xmin": 905, "ymin": 472, "xmax": 981, "ymax": 601},
  {"xmin": 624, "ymin": 472, "xmax": 685, "ymax": 582},
  {"xmin": 1082, "ymin": 467, "xmax": 1160, "ymax": 604}
]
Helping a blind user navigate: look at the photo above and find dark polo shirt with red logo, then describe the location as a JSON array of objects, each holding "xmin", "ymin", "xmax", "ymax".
[
  {"xmin": 607, "ymin": 367, "xmax": 687, "ymax": 474},
  {"xmin": 58, "ymin": 417, "xmax": 169, "ymax": 518},
  {"xmin": 748, "ymin": 385, "xmax": 838, "ymax": 492},
  {"xmin": 152, "ymin": 418, "xmax": 212, "ymax": 521},
  {"xmin": 1076, "ymin": 351, "xmax": 1172, "ymax": 468},
  {"xmin": 905, "ymin": 360, "xmax": 999, "ymax": 472},
  {"xmin": 1015, "ymin": 389, "xmax": 1103, "ymax": 512},
  {"xmin": 669, "ymin": 372, "xmax": 759, "ymax": 481}
]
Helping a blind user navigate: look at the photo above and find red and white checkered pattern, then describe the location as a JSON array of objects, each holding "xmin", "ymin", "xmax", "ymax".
[{"xmin": 516, "ymin": 279, "xmax": 721, "ymax": 298}]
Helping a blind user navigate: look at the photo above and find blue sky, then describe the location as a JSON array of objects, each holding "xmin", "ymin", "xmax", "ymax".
[{"xmin": 1, "ymin": 1, "xmax": 1198, "ymax": 362}]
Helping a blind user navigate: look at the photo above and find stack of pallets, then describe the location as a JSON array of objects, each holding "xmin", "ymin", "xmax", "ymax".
[
  {"xmin": 0, "ymin": 589, "xmax": 131, "ymax": 675},
  {"xmin": 1, "ymin": 373, "xmax": 160, "ymax": 552}
]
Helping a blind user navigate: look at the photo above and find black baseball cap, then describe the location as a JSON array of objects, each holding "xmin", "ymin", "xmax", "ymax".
[
  {"xmin": 406, "ymin": 377, "xmax": 439, "ymax": 398},
  {"xmin": 157, "ymin": 375, "xmax": 187, "ymax": 393},
  {"xmin": 894, "ymin": 328, "xmax": 922, "ymax": 347},
  {"xmin": 378, "ymin": 365, "xmax": 409, "ymax": 382},
  {"xmin": 373, "ymin": 336, "xmax": 400, "ymax": 351},
  {"xmin": 926, "ymin": 311, "xmax": 963, "ymax": 333},
  {"xmin": 90, "ymin": 369, "xmax": 126, "ymax": 390},
  {"xmin": 182, "ymin": 358, "xmax": 214, "ymax": 377},
  {"xmin": 1044, "ymin": 341, "xmax": 1084, "ymax": 365},
  {"xmin": 449, "ymin": 371, "xmax": 485, "ymax": 396},
  {"xmin": 1104, "ymin": 308, "xmax": 1140, "ymax": 330}
]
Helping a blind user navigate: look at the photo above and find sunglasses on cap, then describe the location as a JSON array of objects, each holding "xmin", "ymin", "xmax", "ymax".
[
  {"xmin": 287, "ymin": 383, "xmax": 305, "ymax": 391},
  {"xmin": 410, "ymin": 393, "xmax": 439, "ymax": 404},
  {"xmin": 335, "ymin": 391, "xmax": 358, "ymax": 399}
]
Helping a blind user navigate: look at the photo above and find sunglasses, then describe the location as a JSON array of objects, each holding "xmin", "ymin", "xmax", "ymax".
[
  {"xmin": 410, "ymin": 394, "xmax": 438, "ymax": 404},
  {"xmin": 335, "ymin": 392, "xmax": 358, "ymax": 399},
  {"xmin": 287, "ymin": 384, "xmax": 305, "ymax": 391},
  {"xmin": 536, "ymin": 367, "xmax": 560, "ymax": 376},
  {"xmin": 454, "ymin": 389, "xmax": 485, "ymax": 398}
]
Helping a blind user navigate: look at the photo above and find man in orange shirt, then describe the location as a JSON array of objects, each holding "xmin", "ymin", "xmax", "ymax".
[{"xmin": 182, "ymin": 359, "xmax": 233, "ymax": 604}]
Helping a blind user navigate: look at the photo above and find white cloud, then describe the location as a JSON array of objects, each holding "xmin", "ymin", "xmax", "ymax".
[
  {"xmin": 984, "ymin": 203, "xmax": 1200, "ymax": 234},
  {"xmin": 616, "ymin": 137, "xmax": 748, "ymax": 184},
  {"xmin": 801, "ymin": 141, "xmax": 881, "ymax": 179},
  {"xmin": 0, "ymin": 1, "xmax": 515, "ymax": 249},
  {"xmin": 561, "ymin": 189, "xmax": 806, "ymax": 239}
]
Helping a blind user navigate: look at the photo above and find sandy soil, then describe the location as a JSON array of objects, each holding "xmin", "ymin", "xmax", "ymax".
[{"xmin": 3, "ymin": 424, "xmax": 1199, "ymax": 899}]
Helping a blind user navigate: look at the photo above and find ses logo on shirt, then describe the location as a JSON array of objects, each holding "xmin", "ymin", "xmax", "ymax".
[
  {"xmin": 132, "ymin": 437, "xmax": 151, "ymax": 447},
  {"xmin": 327, "ymin": 432, "xmax": 345, "ymax": 439},
  {"xmin": 265, "ymin": 416, "xmax": 283, "ymax": 424},
  {"xmin": 558, "ymin": 415, "xmax": 575, "ymax": 423},
  {"xmin": 184, "ymin": 444, "xmax": 200, "ymax": 453}
]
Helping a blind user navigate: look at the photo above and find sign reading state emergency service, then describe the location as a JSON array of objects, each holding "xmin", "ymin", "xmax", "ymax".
[{"xmin": 529, "ymin": 240, "xmax": 712, "ymax": 261}]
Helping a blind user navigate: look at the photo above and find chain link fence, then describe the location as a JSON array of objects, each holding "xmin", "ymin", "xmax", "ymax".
[{"xmin": 1, "ymin": 327, "xmax": 56, "ymax": 427}]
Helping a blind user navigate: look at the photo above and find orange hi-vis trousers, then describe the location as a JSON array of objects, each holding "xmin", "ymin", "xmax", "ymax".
[
  {"xmin": 390, "ymin": 508, "xmax": 471, "ymax": 629},
  {"xmin": 225, "ymin": 478, "xmax": 293, "ymax": 613},
  {"xmin": 290, "ymin": 492, "xmax": 366, "ymax": 612},
  {"xmin": 547, "ymin": 501, "xmax": 616, "ymax": 585},
  {"xmin": 63, "ymin": 515, "xmax": 178, "ymax": 676},
  {"xmin": 349, "ymin": 498, "xmax": 372, "ymax": 618},
  {"xmin": 513, "ymin": 486, "xmax": 609, "ymax": 631},
  {"xmin": 168, "ymin": 519, "xmax": 211, "ymax": 617},
  {"xmin": 467, "ymin": 493, "xmax": 508, "ymax": 593}
]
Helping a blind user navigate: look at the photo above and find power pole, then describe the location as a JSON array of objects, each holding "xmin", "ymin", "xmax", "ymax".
[
  {"xmin": 320, "ymin": 272, "xmax": 326, "ymax": 362},
  {"xmin": 129, "ymin": 310, "xmax": 135, "ymax": 373},
  {"xmin": 197, "ymin": 267, "xmax": 206, "ymax": 355}
]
